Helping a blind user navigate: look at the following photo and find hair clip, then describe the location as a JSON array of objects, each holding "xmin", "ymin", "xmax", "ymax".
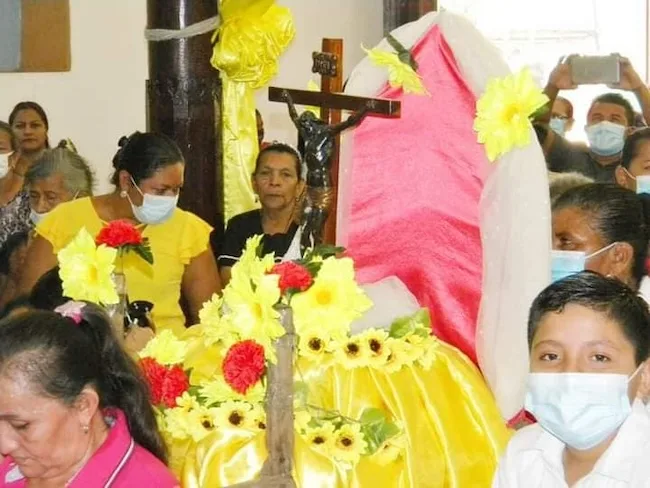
[{"xmin": 54, "ymin": 301, "xmax": 85, "ymax": 325}]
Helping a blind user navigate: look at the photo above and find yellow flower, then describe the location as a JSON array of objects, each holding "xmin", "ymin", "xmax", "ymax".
[
  {"xmin": 57, "ymin": 228, "xmax": 118, "ymax": 305},
  {"xmin": 364, "ymin": 46, "xmax": 427, "ymax": 95},
  {"xmin": 415, "ymin": 336, "xmax": 439, "ymax": 370},
  {"xmin": 294, "ymin": 410, "xmax": 312, "ymax": 433},
  {"xmin": 163, "ymin": 405, "xmax": 214, "ymax": 443},
  {"xmin": 384, "ymin": 338, "xmax": 416, "ymax": 373},
  {"xmin": 230, "ymin": 235, "xmax": 275, "ymax": 284},
  {"xmin": 211, "ymin": 400, "xmax": 253, "ymax": 429},
  {"xmin": 303, "ymin": 422, "xmax": 336, "ymax": 452},
  {"xmin": 200, "ymin": 376, "xmax": 266, "ymax": 406},
  {"xmin": 244, "ymin": 403, "xmax": 267, "ymax": 431},
  {"xmin": 474, "ymin": 68, "xmax": 549, "ymax": 162},
  {"xmin": 333, "ymin": 336, "xmax": 370, "ymax": 369},
  {"xmin": 138, "ymin": 330, "xmax": 188, "ymax": 365},
  {"xmin": 332, "ymin": 423, "xmax": 368, "ymax": 464},
  {"xmin": 175, "ymin": 391, "xmax": 201, "ymax": 411},
  {"xmin": 199, "ymin": 293, "xmax": 223, "ymax": 329},
  {"xmin": 371, "ymin": 433, "xmax": 408, "ymax": 466},
  {"xmin": 298, "ymin": 329, "xmax": 333, "ymax": 362},
  {"xmin": 223, "ymin": 269, "xmax": 284, "ymax": 355},
  {"xmin": 292, "ymin": 257, "xmax": 372, "ymax": 338},
  {"xmin": 357, "ymin": 329, "xmax": 390, "ymax": 368}
]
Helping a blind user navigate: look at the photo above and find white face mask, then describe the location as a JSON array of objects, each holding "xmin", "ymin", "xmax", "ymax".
[
  {"xmin": 623, "ymin": 167, "xmax": 650, "ymax": 194},
  {"xmin": 127, "ymin": 177, "xmax": 178, "ymax": 225},
  {"xmin": 0, "ymin": 152, "xmax": 13, "ymax": 179},
  {"xmin": 29, "ymin": 208, "xmax": 47, "ymax": 226},
  {"xmin": 525, "ymin": 367, "xmax": 642, "ymax": 451}
]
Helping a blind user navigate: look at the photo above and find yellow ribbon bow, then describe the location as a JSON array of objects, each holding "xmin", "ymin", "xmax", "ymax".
[{"xmin": 211, "ymin": 0, "xmax": 296, "ymax": 221}]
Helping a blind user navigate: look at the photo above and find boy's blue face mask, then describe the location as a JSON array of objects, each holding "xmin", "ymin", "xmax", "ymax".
[{"xmin": 551, "ymin": 243, "xmax": 617, "ymax": 283}]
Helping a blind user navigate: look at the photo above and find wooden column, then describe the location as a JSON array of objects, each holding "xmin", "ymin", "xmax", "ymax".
[{"xmin": 146, "ymin": 0, "xmax": 223, "ymax": 231}]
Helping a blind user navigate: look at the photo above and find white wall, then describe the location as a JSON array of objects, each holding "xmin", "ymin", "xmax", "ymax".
[
  {"xmin": 0, "ymin": 0, "xmax": 148, "ymax": 193},
  {"xmin": 257, "ymin": 0, "xmax": 385, "ymax": 146},
  {"xmin": 0, "ymin": 0, "xmax": 383, "ymax": 193}
]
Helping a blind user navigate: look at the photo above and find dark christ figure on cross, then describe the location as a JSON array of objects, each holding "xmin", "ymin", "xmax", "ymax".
[{"xmin": 280, "ymin": 89, "xmax": 376, "ymax": 250}]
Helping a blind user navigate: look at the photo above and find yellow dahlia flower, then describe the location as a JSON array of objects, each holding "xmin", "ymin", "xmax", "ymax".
[
  {"xmin": 292, "ymin": 257, "xmax": 372, "ymax": 338},
  {"xmin": 57, "ymin": 228, "xmax": 119, "ymax": 305},
  {"xmin": 474, "ymin": 68, "xmax": 548, "ymax": 162},
  {"xmin": 138, "ymin": 330, "xmax": 188, "ymax": 365}
]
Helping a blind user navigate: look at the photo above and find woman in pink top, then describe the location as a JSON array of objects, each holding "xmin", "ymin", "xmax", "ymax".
[{"xmin": 0, "ymin": 304, "xmax": 179, "ymax": 487}]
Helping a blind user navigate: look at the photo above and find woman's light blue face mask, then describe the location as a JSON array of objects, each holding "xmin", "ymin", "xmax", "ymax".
[
  {"xmin": 550, "ymin": 242, "xmax": 617, "ymax": 283},
  {"xmin": 623, "ymin": 167, "xmax": 650, "ymax": 194}
]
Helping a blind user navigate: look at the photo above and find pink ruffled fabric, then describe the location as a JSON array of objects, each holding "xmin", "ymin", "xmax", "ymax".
[{"xmin": 345, "ymin": 25, "xmax": 492, "ymax": 363}]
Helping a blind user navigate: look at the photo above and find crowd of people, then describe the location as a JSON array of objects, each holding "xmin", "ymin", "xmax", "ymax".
[{"xmin": 4, "ymin": 50, "xmax": 650, "ymax": 485}]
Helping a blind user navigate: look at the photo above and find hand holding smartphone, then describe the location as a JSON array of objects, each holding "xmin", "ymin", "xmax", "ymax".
[{"xmin": 569, "ymin": 54, "xmax": 621, "ymax": 86}]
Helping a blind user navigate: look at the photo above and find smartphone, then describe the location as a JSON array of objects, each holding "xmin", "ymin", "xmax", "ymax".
[{"xmin": 569, "ymin": 54, "xmax": 620, "ymax": 85}]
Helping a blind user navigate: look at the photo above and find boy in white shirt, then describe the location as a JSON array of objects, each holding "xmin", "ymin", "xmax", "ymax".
[{"xmin": 493, "ymin": 271, "xmax": 650, "ymax": 487}]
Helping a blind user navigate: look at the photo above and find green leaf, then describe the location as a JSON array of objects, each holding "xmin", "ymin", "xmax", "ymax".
[
  {"xmin": 359, "ymin": 408, "xmax": 387, "ymax": 427},
  {"xmin": 310, "ymin": 244, "xmax": 345, "ymax": 259},
  {"xmin": 294, "ymin": 381, "xmax": 310, "ymax": 406},
  {"xmin": 389, "ymin": 308, "xmax": 431, "ymax": 338},
  {"xmin": 133, "ymin": 245, "xmax": 154, "ymax": 265}
]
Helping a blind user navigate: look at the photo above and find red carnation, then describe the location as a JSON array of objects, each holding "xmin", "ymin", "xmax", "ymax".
[
  {"xmin": 223, "ymin": 340, "xmax": 266, "ymax": 394},
  {"xmin": 96, "ymin": 219, "xmax": 144, "ymax": 248},
  {"xmin": 140, "ymin": 357, "xmax": 190, "ymax": 408},
  {"xmin": 270, "ymin": 261, "xmax": 313, "ymax": 295}
]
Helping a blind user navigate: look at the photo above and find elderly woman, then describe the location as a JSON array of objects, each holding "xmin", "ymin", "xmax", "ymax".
[
  {"xmin": 219, "ymin": 142, "xmax": 305, "ymax": 286},
  {"xmin": 26, "ymin": 141, "xmax": 94, "ymax": 225},
  {"xmin": 551, "ymin": 183, "xmax": 650, "ymax": 297},
  {"xmin": 0, "ymin": 304, "xmax": 179, "ymax": 486},
  {"xmin": 18, "ymin": 131, "xmax": 221, "ymax": 335},
  {"xmin": 0, "ymin": 122, "xmax": 30, "ymax": 249}
]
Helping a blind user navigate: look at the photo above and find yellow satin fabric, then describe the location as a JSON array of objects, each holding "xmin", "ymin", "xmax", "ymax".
[
  {"xmin": 173, "ymin": 336, "xmax": 511, "ymax": 487},
  {"xmin": 211, "ymin": 0, "xmax": 295, "ymax": 221}
]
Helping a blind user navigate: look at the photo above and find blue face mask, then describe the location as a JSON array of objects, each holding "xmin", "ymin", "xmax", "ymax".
[
  {"xmin": 550, "ymin": 243, "xmax": 617, "ymax": 283},
  {"xmin": 623, "ymin": 167, "xmax": 650, "ymax": 194},
  {"xmin": 525, "ymin": 368, "xmax": 641, "ymax": 450},
  {"xmin": 586, "ymin": 121, "xmax": 626, "ymax": 157},
  {"xmin": 549, "ymin": 117, "xmax": 567, "ymax": 137},
  {"xmin": 128, "ymin": 178, "xmax": 178, "ymax": 225}
]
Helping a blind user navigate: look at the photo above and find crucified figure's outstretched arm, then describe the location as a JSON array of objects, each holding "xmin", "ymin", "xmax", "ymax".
[
  {"xmin": 281, "ymin": 90, "xmax": 301, "ymax": 126},
  {"xmin": 331, "ymin": 101, "xmax": 377, "ymax": 135}
]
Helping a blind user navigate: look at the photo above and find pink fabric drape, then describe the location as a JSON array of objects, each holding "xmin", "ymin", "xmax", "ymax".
[{"xmin": 345, "ymin": 25, "xmax": 492, "ymax": 363}]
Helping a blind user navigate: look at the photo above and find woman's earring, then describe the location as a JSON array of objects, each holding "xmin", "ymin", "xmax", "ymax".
[
  {"xmin": 82, "ymin": 424, "xmax": 89, "ymax": 434},
  {"xmin": 120, "ymin": 189, "xmax": 127, "ymax": 198},
  {"xmin": 254, "ymin": 195, "xmax": 259, "ymax": 203}
]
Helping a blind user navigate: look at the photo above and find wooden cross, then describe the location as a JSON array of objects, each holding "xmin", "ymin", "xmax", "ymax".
[{"xmin": 269, "ymin": 38, "xmax": 400, "ymax": 244}]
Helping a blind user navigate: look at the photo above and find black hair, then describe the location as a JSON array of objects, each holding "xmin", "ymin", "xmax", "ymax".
[
  {"xmin": 254, "ymin": 142, "xmax": 303, "ymax": 180},
  {"xmin": 0, "ymin": 121, "xmax": 17, "ymax": 151},
  {"xmin": 8, "ymin": 101, "xmax": 50, "ymax": 148},
  {"xmin": 29, "ymin": 266, "xmax": 66, "ymax": 310},
  {"xmin": 552, "ymin": 183, "xmax": 650, "ymax": 286},
  {"xmin": 0, "ymin": 296, "xmax": 31, "ymax": 321},
  {"xmin": 589, "ymin": 93, "xmax": 635, "ymax": 126},
  {"xmin": 528, "ymin": 271, "xmax": 650, "ymax": 364},
  {"xmin": 0, "ymin": 231, "xmax": 29, "ymax": 276},
  {"xmin": 0, "ymin": 305, "xmax": 168, "ymax": 463},
  {"xmin": 110, "ymin": 132, "xmax": 184, "ymax": 186},
  {"xmin": 622, "ymin": 127, "xmax": 650, "ymax": 169}
]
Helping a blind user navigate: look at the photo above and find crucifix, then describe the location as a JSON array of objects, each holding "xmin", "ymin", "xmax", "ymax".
[{"xmin": 269, "ymin": 39, "xmax": 400, "ymax": 249}]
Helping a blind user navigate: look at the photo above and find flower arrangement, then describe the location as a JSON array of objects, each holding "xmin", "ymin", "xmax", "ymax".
[
  {"xmin": 139, "ymin": 236, "xmax": 441, "ymax": 468},
  {"xmin": 473, "ymin": 67, "xmax": 549, "ymax": 162},
  {"xmin": 95, "ymin": 219, "xmax": 153, "ymax": 265}
]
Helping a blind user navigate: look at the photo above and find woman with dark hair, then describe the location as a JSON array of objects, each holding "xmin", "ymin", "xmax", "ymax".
[
  {"xmin": 0, "ymin": 121, "xmax": 31, "ymax": 249},
  {"xmin": 8, "ymin": 101, "xmax": 49, "ymax": 162},
  {"xmin": 219, "ymin": 142, "xmax": 305, "ymax": 285},
  {"xmin": 18, "ymin": 132, "xmax": 221, "ymax": 335},
  {"xmin": 0, "ymin": 231, "xmax": 30, "ymax": 308},
  {"xmin": 615, "ymin": 127, "xmax": 650, "ymax": 193},
  {"xmin": 551, "ymin": 183, "xmax": 650, "ymax": 298},
  {"xmin": 0, "ymin": 304, "xmax": 178, "ymax": 486}
]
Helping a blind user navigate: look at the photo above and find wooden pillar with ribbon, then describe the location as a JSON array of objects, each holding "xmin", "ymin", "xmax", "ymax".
[{"xmin": 145, "ymin": 0, "xmax": 223, "ymax": 230}]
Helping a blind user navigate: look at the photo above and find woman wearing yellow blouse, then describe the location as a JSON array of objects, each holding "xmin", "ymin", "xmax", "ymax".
[{"xmin": 18, "ymin": 132, "xmax": 221, "ymax": 335}]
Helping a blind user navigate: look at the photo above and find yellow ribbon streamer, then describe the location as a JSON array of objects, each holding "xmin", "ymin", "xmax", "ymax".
[{"xmin": 211, "ymin": 0, "xmax": 296, "ymax": 222}]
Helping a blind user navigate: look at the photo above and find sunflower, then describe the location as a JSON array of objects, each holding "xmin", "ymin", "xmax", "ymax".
[
  {"xmin": 474, "ymin": 67, "xmax": 549, "ymax": 162},
  {"xmin": 244, "ymin": 403, "xmax": 267, "ymax": 431},
  {"xmin": 333, "ymin": 336, "xmax": 370, "ymax": 369},
  {"xmin": 292, "ymin": 257, "xmax": 372, "ymax": 338},
  {"xmin": 358, "ymin": 328, "xmax": 390, "ymax": 368},
  {"xmin": 303, "ymin": 422, "xmax": 336, "ymax": 452},
  {"xmin": 332, "ymin": 423, "xmax": 368, "ymax": 464},
  {"xmin": 298, "ymin": 329, "xmax": 333, "ymax": 362},
  {"xmin": 211, "ymin": 400, "xmax": 253, "ymax": 429},
  {"xmin": 138, "ymin": 330, "xmax": 188, "ymax": 366},
  {"xmin": 383, "ymin": 338, "xmax": 416, "ymax": 373},
  {"xmin": 57, "ymin": 228, "xmax": 119, "ymax": 305},
  {"xmin": 163, "ymin": 406, "xmax": 213, "ymax": 442}
]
